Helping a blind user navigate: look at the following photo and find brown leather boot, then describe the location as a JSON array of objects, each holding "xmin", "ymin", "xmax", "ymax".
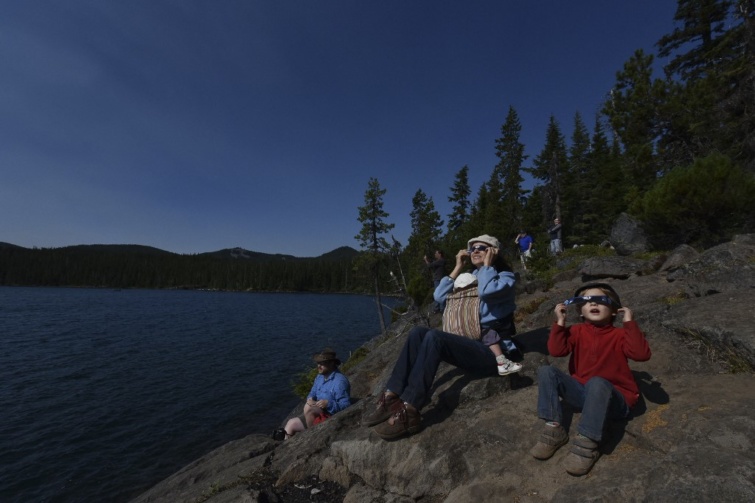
[
  {"xmin": 361, "ymin": 391, "xmax": 401, "ymax": 427},
  {"xmin": 373, "ymin": 402, "xmax": 421, "ymax": 440}
]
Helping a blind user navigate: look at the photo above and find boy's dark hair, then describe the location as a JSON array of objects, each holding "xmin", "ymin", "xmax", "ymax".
[{"xmin": 573, "ymin": 283, "xmax": 622, "ymax": 309}]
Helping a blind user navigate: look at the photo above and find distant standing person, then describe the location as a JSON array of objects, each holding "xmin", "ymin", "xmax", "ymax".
[
  {"xmin": 424, "ymin": 250, "xmax": 446, "ymax": 313},
  {"xmin": 515, "ymin": 231, "xmax": 534, "ymax": 259},
  {"xmin": 548, "ymin": 218, "xmax": 563, "ymax": 255},
  {"xmin": 282, "ymin": 348, "xmax": 351, "ymax": 439}
]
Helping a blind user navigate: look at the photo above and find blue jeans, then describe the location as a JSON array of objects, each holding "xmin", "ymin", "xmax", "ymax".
[
  {"xmin": 550, "ymin": 239, "xmax": 562, "ymax": 255},
  {"xmin": 386, "ymin": 326, "xmax": 497, "ymax": 409},
  {"xmin": 536, "ymin": 365, "xmax": 630, "ymax": 442}
]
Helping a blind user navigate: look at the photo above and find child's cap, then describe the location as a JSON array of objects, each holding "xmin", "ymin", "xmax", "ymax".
[
  {"xmin": 573, "ymin": 283, "xmax": 622, "ymax": 308},
  {"xmin": 453, "ymin": 272, "xmax": 478, "ymax": 290}
]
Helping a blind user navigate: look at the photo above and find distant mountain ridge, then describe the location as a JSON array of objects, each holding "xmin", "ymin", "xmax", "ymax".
[{"xmin": 0, "ymin": 242, "xmax": 359, "ymax": 261}]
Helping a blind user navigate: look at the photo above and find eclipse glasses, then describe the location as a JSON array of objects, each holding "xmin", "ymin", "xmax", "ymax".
[
  {"xmin": 468, "ymin": 245, "xmax": 489, "ymax": 253},
  {"xmin": 563, "ymin": 295, "xmax": 615, "ymax": 307}
]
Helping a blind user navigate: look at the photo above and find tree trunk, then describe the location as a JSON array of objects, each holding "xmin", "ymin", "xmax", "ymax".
[{"xmin": 374, "ymin": 273, "xmax": 387, "ymax": 336}]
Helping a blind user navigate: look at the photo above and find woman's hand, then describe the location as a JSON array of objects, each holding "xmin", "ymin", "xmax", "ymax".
[
  {"xmin": 455, "ymin": 248, "xmax": 469, "ymax": 266},
  {"xmin": 450, "ymin": 249, "xmax": 469, "ymax": 279},
  {"xmin": 554, "ymin": 303, "xmax": 567, "ymax": 326},
  {"xmin": 315, "ymin": 399, "xmax": 328, "ymax": 409},
  {"xmin": 617, "ymin": 307, "xmax": 633, "ymax": 322},
  {"xmin": 483, "ymin": 246, "xmax": 498, "ymax": 267}
]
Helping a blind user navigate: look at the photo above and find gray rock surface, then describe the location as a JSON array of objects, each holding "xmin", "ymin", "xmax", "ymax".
[
  {"xmin": 610, "ymin": 213, "xmax": 649, "ymax": 256},
  {"xmin": 132, "ymin": 235, "xmax": 755, "ymax": 503}
]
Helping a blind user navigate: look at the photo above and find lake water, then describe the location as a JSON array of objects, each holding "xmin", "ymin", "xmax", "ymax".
[{"xmin": 0, "ymin": 287, "xmax": 395, "ymax": 503}]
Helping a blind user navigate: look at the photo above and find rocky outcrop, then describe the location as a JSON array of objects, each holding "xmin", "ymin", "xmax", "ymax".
[
  {"xmin": 132, "ymin": 235, "xmax": 755, "ymax": 503},
  {"xmin": 610, "ymin": 213, "xmax": 650, "ymax": 256}
]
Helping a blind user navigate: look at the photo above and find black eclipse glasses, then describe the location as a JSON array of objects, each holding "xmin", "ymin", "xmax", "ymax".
[
  {"xmin": 563, "ymin": 295, "xmax": 615, "ymax": 307},
  {"xmin": 468, "ymin": 245, "xmax": 489, "ymax": 253}
]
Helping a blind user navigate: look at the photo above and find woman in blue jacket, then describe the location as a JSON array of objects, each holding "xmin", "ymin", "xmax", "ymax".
[{"xmin": 362, "ymin": 234, "xmax": 521, "ymax": 440}]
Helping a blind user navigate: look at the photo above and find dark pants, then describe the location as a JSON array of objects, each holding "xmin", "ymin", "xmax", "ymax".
[
  {"xmin": 536, "ymin": 365, "xmax": 630, "ymax": 442},
  {"xmin": 433, "ymin": 279, "xmax": 444, "ymax": 312},
  {"xmin": 386, "ymin": 326, "xmax": 497, "ymax": 409}
]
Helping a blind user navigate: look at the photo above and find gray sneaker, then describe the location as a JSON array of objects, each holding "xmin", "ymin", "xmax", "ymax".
[
  {"xmin": 496, "ymin": 354, "xmax": 523, "ymax": 376},
  {"xmin": 530, "ymin": 423, "xmax": 569, "ymax": 460},
  {"xmin": 563, "ymin": 434, "xmax": 601, "ymax": 475}
]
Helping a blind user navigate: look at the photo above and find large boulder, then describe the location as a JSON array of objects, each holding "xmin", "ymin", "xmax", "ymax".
[
  {"xmin": 610, "ymin": 213, "xmax": 649, "ymax": 256},
  {"xmin": 659, "ymin": 244, "xmax": 699, "ymax": 272},
  {"xmin": 578, "ymin": 256, "xmax": 648, "ymax": 280},
  {"xmin": 666, "ymin": 234, "xmax": 755, "ymax": 296}
]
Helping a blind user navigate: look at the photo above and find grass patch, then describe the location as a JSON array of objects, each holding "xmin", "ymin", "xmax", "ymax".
[
  {"xmin": 341, "ymin": 347, "xmax": 370, "ymax": 372},
  {"xmin": 524, "ymin": 245, "xmax": 616, "ymax": 284},
  {"xmin": 659, "ymin": 291, "xmax": 688, "ymax": 306}
]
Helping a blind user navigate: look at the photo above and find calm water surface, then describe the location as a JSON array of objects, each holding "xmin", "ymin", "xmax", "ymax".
[{"xmin": 0, "ymin": 287, "xmax": 394, "ymax": 503}]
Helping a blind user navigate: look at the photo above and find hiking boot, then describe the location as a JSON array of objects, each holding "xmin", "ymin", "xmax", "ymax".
[
  {"xmin": 373, "ymin": 402, "xmax": 421, "ymax": 440},
  {"xmin": 361, "ymin": 391, "xmax": 401, "ymax": 427},
  {"xmin": 530, "ymin": 423, "xmax": 569, "ymax": 460},
  {"xmin": 496, "ymin": 354, "xmax": 523, "ymax": 376},
  {"xmin": 563, "ymin": 434, "xmax": 601, "ymax": 476}
]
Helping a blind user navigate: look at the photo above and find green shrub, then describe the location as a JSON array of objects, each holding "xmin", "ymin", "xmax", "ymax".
[
  {"xmin": 341, "ymin": 347, "xmax": 370, "ymax": 372},
  {"xmin": 291, "ymin": 367, "xmax": 318, "ymax": 399},
  {"xmin": 631, "ymin": 153, "xmax": 755, "ymax": 249}
]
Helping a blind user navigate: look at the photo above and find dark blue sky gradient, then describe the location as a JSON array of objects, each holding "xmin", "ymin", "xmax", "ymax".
[{"xmin": 1, "ymin": 1, "xmax": 678, "ymax": 256}]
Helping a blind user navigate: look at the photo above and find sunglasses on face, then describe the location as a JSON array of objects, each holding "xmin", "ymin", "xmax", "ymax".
[
  {"xmin": 316, "ymin": 360, "xmax": 333, "ymax": 367},
  {"xmin": 468, "ymin": 245, "xmax": 489, "ymax": 253},
  {"xmin": 563, "ymin": 295, "xmax": 615, "ymax": 307}
]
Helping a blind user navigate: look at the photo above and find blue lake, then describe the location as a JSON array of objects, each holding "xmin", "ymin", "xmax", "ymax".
[{"xmin": 0, "ymin": 287, "xmax": 395, "ymax": 503}]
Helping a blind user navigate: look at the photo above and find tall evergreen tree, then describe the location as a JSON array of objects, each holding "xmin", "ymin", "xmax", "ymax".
[
  {"xmin": 657, "ymin": 0, "xmax": 755, "ymax": 170},
  {"xmin": 445, "ymin": 165, "xmax": 472, "ymax": 251},
  {"xmin": 584, "ymin": 118, "xmax": 627, "ymax": 243},
  {"xmin": 401, "ymin": 189, "xmax": 445, "ymax": 306},
  {"xmin": 603, "ymin": 49, "xmax": 666, "ymax": 196},
  {"xmin": 563, "ymin": 112, "xmax": 591, "ymax": 245},
  {"xmin": 355, "ymin": 177, "xmax": 394, "ymax": 335},
  {"xmin": 495, "ymin": 106, "xmax": 528, "ymax": 244},
  {"xmin": 529, "ymin": 116, "xmax": 568, "ymax": 231}
]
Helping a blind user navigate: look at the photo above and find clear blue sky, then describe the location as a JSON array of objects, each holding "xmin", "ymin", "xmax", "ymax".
[{"xmin": 1, "ymin": 1, "xmax": 678, "ymax": 257}]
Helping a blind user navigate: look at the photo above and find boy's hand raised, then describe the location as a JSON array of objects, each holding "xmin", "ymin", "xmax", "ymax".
[
  {"xmin": 554, "ymin": 303, "xmax": 567, "ymax": 326},
  {"xmin": 617, "ymin": 307, "xmax": 633, "ymax": 322}
]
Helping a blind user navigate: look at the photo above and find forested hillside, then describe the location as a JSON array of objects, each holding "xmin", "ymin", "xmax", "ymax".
[{"xmin": 0, "ymin": 244, "xmax": 370, "ymax": 293}]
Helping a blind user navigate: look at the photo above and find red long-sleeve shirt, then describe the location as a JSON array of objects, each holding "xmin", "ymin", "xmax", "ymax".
[{"xmin": 548, "ymin": 320, "xmax": 651, "ymax": 408}]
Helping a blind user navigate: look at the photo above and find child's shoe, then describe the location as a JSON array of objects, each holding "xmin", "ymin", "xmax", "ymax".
[
  {"xmin": 530, "ymin": 422, "xmax": 568, "ymax": 460},
  {"xmin": 496, "ymin": 354, "xmax": 522, "ymax": 376},
  {"xmin": 563, "ymin": 433, "xmax": 601, "ymax": 476}
]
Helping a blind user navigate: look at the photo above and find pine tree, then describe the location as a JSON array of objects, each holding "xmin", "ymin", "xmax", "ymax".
[
  {"xmin": 495, "ymin": 106, "xmax": 528, "ymax": 245},
  {"xmin": 404, "ymin": 189, "xmax": 444, "ymax": 305},
  {"xmin": 355, "ymin": 177, "xmax": 394, "ymax": 335},
  {"xmin": 528, "ymin": 116, "xmax": 568, "ymax": 232},
  {"xmin": 563, "ymin": 112, "xmax": 591, "ymax": 245},
  {"xmin": 603, "ymin": 49, "xmax": 666, "ymax": 196},
  {"xmin": 657, "ymin": 0, "xmax": 755, "ymax": 171},
  {"xmin": 446, "ymin": 165, "xmax": 472, "ymax": 250}
]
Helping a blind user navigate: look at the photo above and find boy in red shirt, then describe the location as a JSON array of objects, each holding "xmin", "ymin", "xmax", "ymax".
[{"xmin": 530, "ymin": 283, "xmax": 651, "ymax": 475}]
